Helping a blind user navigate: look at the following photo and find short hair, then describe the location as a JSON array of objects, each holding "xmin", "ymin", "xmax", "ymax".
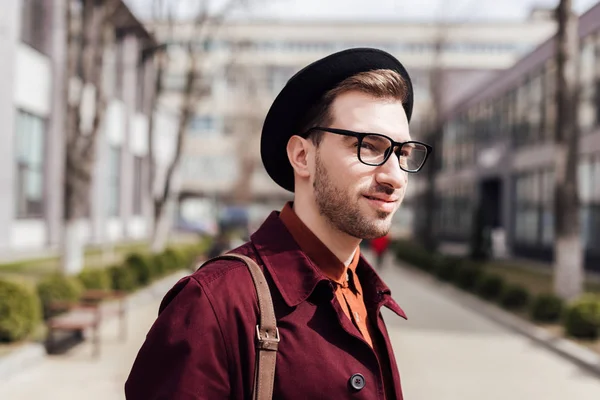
[{"xmin": 298, "ymin": 69, "xmax": 410, "ymax": 146}]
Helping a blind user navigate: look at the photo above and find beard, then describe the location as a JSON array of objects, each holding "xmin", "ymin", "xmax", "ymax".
[{"xmin": 313, "ymin": 151, "xmax": 397, "ymax": 240}]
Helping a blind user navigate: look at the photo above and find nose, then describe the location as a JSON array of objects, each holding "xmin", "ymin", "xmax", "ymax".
[{"xmin": 374, "ymin": 154, "xmax": 406, "ymax": 190}]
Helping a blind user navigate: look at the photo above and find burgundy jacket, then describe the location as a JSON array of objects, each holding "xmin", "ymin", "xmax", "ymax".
[{"xmin": 125, "ymin": 211, "xmax": 407, "ymax": 399}]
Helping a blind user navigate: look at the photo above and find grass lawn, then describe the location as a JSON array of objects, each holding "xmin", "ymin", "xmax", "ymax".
[{"xmin": 484, "ymin": 260, "xmax": 600, "ymax": 296}]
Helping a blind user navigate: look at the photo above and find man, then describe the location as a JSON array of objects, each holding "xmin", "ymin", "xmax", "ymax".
[{"xmin": 125, "ymin": 48, "xmax": 431, "ymax": 400}]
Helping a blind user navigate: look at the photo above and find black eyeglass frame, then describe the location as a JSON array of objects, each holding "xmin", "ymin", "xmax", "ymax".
[{"xmin": 303, "ymin": 127, "xmax": 433, "ymax": 173}]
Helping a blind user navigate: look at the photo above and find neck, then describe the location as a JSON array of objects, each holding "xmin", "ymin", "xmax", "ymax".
[{"xmin": 292, "ymin": 196, "xmax": 360, "ymax": 266}]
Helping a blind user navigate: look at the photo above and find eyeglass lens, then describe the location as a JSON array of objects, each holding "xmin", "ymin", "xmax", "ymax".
[{"xmin": 358, "ymin": 134, "xmax": 428, "ymax": 171}]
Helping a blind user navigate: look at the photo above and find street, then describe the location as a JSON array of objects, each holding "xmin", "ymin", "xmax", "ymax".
[
  {"xmin": 1, "ymin": 257, "xmax": 600, "ymax": 399},
  {"xmin": 380, "ymin": 256, "xmax": 600, "ymax": 400}
]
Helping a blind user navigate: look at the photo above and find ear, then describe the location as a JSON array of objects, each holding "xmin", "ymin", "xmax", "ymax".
[{"xmin": 286, "ymin": 135, "xmax": 311, "ymax": 179}]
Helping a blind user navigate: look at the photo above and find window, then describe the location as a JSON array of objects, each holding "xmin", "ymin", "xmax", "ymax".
[
  {"xmin": 21, "ymin": 0, "xmax": 46, "ymax": 53},
  {"xmin": 107, "ymin": 146, "xmax": 121, "ymax": 217},
  {"xmin": 188, "ymin": 116, "xmax": 220, "ymax": 136},
  {"xmin": 580, "ymin": 155, "xmax": 600, "ymax": 250},
  {"xmin": 132, "ymin": 156, "xmax": 144, "ymax": 216},
  {"xmin": 579, "ymin": 36, "xmax": 596, "ymax": 132},
  {"xmin": 15, "ymin": 111, "xmax": 45, "ymax": 219},
  {"xmin": 136, "ymin": 59, "xmax": 146, "ymax": 113},
  {"xmin": 513, "ymin": 170, "xmax": 554, "ymax": 245},
  {"xmin": 114, "ymin": 39, "xmax": 124, "ymax": 100}
]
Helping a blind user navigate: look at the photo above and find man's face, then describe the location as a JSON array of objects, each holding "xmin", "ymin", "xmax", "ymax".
[{"xmin": 312, "ymin": 91, "xmax": 410, "ymax": 240}]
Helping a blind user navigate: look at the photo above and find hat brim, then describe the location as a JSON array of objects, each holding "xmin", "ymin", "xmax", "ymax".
[{"xmin": 260, "ymin": 48, "xmax": 414, "ymax": 193}]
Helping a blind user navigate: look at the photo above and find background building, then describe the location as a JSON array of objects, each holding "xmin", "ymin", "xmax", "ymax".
[
  {"xmin": 0, "ymin": 0, "xmax": 177, "ymax": 258},
  {"xmin": 430, "ymin": 2, "xmax": 600, "ymax": 270},
  {"xmin": 149, "ymin": 13, "xmax": 557, "ymax": 233}
]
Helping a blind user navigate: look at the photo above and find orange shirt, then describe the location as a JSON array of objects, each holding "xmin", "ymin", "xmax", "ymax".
[{"xmin": 279, "ymin": 203, "xmax": 374, "ymax": 347}]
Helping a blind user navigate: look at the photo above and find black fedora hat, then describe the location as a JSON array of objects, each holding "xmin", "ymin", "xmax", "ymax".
[{"xmin": 260, "ymin": 47, "xmax": 414, "ymax": 193}]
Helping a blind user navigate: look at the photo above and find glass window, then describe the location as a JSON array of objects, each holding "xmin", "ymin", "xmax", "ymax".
[
  {"xmin": 132, "ymin": 156, "xmax": 144, "ymax": 216},
  {"xmin": 107, "ymin": 146, "xmax": 121, "ymax": 217},
  {"xmin": 579, "ymin": 159, "xmax": 593, "ymax": 203},
  {"xmin": 20, "ymin": 0, "xmax": 47, "ymax": 53},
  {"xmin": 188, "ymin": 116, "xmax": 219, "ymax": 136},
  {"xmin": 14, "ymin": 111, "xmax": 45, "ymax": 219},
  {"xmin": 593, "ymin": 157, "xmax": 600, "ymax": 201}
]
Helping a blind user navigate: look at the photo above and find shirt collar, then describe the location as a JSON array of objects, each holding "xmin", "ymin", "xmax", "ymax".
[
  {"xmin": 279, "ymin": 202, "xmax": 360, "ymax": 286},
  {"xmin": 250, "ymin": 208, "xmax": 407, "ymax": 320}
]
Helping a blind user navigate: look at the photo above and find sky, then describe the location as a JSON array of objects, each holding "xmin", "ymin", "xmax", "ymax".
[{"xmin": 128, "ymin": 0, "xmax": 599, "ymax": 22}]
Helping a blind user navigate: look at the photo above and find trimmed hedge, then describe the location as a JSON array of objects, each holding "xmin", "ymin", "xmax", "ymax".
[
  {"xmin": 393, "ymin": 240, "xmax": 600, "ymax": 346},
  {"xmin": 36, "ymin": 274, "xmax": 84, "ymax": 319},
  {"xmin": 78, "ymin": 268, "xmax": 111, "ymax": 291},
  {"xmin": 125, "ymin": 253, "xmax": 154, "ymax": 286},
  {"xmin": 454, "ymin": 262, "xmax": 483, "ymax": 292},
  {"xmin": 435, "ymin": 256, "xmax": 462, "ymax": 282},
  {"xmin": 500, "ymin": 284, "xmax": 530, "ymax": 311},
  {"xmin": 475, "ymin": 274, "xmax": 505, "ymax": 301},
  {"xmin": 530, "ymin": 294, "xmax": 564, "ymax": 323},
  {"xmin": 0, "ymin": 279, "xmax": 41, "ymax": 342},
  {"xmin": 108, "ymin": 265, "xmax": 137, "ymax": 292},
  {"xmin": 0, "ymin": 240, "xmax": 207, "ymax": 343},
  {"xmin": 564, "ymin": 295, "xmax": 600, "ymax": 339}
]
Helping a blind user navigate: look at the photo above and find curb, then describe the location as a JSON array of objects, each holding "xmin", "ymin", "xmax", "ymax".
[
  {"xmin": 0, "ymin": 270, "xmax": 189, "ymax": 382},
  {"xmin": 397, "ymin": 261, "xmax": 600, "ymax": 378},
  {"xmin": 0, "ymin": 343, "xmax": 46, "ymax": 382}
]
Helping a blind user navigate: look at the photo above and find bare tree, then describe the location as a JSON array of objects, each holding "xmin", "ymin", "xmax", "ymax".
[
  {"xmin": 553, "ymin": 0, "xmax": 583, "ymax": 300},
  {"xmin": 227, "ymin": 40, "xmax": 264, "ymax": 206},
  {"xmin": 147, "ymin": 0, "xmax": 267, "ymax": 252},
  {"xmin": 62, "ymin": 0, "xmax": 119, "ymax": 274}
]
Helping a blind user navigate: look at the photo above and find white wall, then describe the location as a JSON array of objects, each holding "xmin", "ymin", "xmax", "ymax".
[
  {"xmin": 10, "ymin": 220, "xmax": 47, "ymax": 249},
  {"xmin": 14, "ymin": 45, "xmax": 52, "ymax": 116}
]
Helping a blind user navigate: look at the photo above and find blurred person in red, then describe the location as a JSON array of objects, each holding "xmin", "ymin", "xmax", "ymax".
[
  {"xmin": 371, "ymin": 233, "xmax": 391, "ymax": 269},
  {"xmin": 125, "ymin": 48, "xmax": 431, "ymax": 400}
]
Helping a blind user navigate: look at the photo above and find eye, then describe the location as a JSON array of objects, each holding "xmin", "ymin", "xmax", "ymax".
[{"xmin": 360, "ymin": 141, "xmax": 376, "ymax": 150}]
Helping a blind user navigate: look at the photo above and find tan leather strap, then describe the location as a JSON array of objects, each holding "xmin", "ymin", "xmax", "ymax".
[{"xmin": 198, "ymin": 253, "xmax": 278, "ymax": 400}]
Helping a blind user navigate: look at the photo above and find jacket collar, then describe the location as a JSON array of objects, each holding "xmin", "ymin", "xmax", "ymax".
[{"xmin": 251, "ymin": 211, "xmax": 407, "ymax": 320}]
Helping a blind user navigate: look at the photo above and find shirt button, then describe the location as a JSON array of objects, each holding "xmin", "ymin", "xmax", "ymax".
[{"xmin": 349, "ymin": 373, "xmax": 366, "ymax": 391}]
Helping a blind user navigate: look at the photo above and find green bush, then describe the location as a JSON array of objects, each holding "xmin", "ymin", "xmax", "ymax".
[
  {"xmin": 475, "ymin": 274, "xmax": 505, "ymax": 301},
  {"xmin": 393, "ymin": 240, "xmax": 435, "ymax": 271},
  {"xmin": 453, "ymin": 262, "xmax": 483, "ymax": 291},
  {"xmin": 164, "ymin": 248, "xmax": 187, "ymax": 269},
  {"xmin": 160, "ymin": 248, "xmax": 185, "ymax": 272},
  {"xmin": 435, "ymin": 256, "xmax": 461, "ymax": 282},
  {"xmin": 149, "ymin": 253, "xmax": 168, "ymax": 277},
  {"xmin": 125, "ymin": 253, "xmax": 154, "ymax": 285},
  {"xmin": 36, "ymin": 274, "xmax": 83, "ymax": 319},
  {"xmin": 530, "ymin": 294, "xmax": 565, "ymax": 323},
  {"xmin": 108, "ymin": 265, "xmax": 137, "ymax": 292},
  {"xmin": 564, "ymin": 295, "xmax": 600, "ymax": 340},
  {"xmin": 78, "ymin": 268, "xmax": 111, "ymax": 291},
  {"xmin": 0, "ymin": 279, "xmax": 41, "ymax": 342},
  {"xmin": 500, "ymin": 284, "xmax": 530, "ymax": 311}
]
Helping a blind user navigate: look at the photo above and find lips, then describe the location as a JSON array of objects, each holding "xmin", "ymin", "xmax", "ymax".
[{"xmin": 363, "ymin": 195, "xmax": 398, "ymax": 203}]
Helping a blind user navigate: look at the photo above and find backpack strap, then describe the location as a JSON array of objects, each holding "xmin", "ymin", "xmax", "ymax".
[{"xmin": 197, "ymin": 253, "xmax": 279, "ymax": 400}]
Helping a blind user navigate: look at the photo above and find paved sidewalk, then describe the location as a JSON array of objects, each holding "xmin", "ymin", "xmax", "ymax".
[
  {"xmin": 3, "ymin": 255, "xmax": 600, "ymax": 400},
  {"xmin": 0, "ymin": 273, "xmax": 185, "ymax": 400},
  {"xmin": 371, "ymin": 253, "xmax": 600, "ymax": 400}
]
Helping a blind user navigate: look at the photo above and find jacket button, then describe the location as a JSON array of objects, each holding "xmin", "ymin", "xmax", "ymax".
[{"xmin": 349, "ymin": 373, "xmax": 366, "ymax": 391}]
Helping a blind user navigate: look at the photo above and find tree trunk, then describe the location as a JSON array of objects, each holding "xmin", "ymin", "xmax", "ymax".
[
  {"xmin": 61, "ymin": 0, "xmax": 111, "ymax": 274},
  {"xmin": 150, "ymin": 42, "xmax": 196, "ymax": 252},
  {"xmin": 553, "ymin": 0, "xmax": 583, "ymax": 300}
]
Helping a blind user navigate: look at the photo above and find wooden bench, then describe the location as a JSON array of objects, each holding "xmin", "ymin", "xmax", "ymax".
[{"xmin": 46, "ymin": 290, "xmax": 127, "ymax": 358}]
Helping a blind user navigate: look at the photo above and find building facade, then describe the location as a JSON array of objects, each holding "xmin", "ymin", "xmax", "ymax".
[
  {"xmin": 0, "ymin": 0, "xmax": 177, "ymax": 258},
  {"xmin": 431, "ymin": 3, "xmax": 600, "ymax": 270},
  {"xmin": 149, "ymin": 13, "xmax": 558, "ymax": 232}
]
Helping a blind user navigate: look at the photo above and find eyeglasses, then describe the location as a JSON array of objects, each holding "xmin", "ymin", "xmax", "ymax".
[{"xmin": 304, "ymin": 127, "xmax": 432, "ymax": 173}]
